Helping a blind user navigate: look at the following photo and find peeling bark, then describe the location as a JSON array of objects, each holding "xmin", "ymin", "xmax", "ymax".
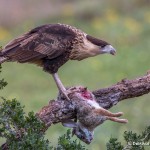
[
  {"xmin": 37, "ymin": 71, "xmax": 150, "ymax": 128},
  {"xmin": 93, "ymin": 71, "xmax": 150, "ymax": 109},
  {"xmin": 1, "ymin": 72, "xmax": 150, "ymax": 149}
]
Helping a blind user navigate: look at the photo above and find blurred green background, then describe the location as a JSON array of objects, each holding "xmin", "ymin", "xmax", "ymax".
[{"xmin": 0, "ymin": 0, "xmax": 150, "ymax": 149}]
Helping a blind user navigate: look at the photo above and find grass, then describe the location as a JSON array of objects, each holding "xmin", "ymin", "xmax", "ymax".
[{"xmin": 0, "ymin": 10, "xmax": 150, "ymax": 149}]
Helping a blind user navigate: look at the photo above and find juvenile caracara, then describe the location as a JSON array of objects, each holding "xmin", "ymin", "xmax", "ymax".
[{"xmin": 0, "ymin": 23, "xmax": 116, "ymax": 100}]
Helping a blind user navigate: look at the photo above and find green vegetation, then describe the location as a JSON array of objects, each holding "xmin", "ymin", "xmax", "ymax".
[
  {"xmin": 107, "ymin": 126, "xmax": 150, "ymax": 150},
  {"xmin": 0, "ymin": 96, "xmax": 149, "ymax": 149},
  {"xmin": 0, "ymin": 72, "xmax": 86, "ymax": 149},
  {"xmin": 55, "ymin": 130, "xmax": 87, "ymax": 150},
  {"xmin": 0, "ymin": 65, "xmax": 7, "ymax": 90},
  {"xmin": 0, "ymin": 1, "xmax": 150, "ymax": 149},
  {"xmin": 0, "ymin": 98, "xmax": 51, "ymax": 150}
]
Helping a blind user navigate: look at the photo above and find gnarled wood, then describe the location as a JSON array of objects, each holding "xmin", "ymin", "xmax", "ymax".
[
  {"xmin": 93, "ymin": 71, "xmax": 150, "ymax": 109},
  {"xmin": 1, "ymin": 71, "xmax": 150, "ymax": 149},
  {"xmin": 37, "ymin": 71, "xmax": 150, "ymax": 128}
]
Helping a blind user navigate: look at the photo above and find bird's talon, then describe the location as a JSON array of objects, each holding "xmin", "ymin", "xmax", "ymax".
[
  {"xmin": 63, "ymin": 93, "xmax": 70, "ymax": 100},
  {"xmin": 61, "ymin": 90, "xmax": 71, "ymax": 101},
  {"xmin": 63, "ymin": 88, "xmax": 79, "ymax": 100}
]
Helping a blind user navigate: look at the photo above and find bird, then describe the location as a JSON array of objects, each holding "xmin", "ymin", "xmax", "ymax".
[{"xmin": 0, "ymin": 23, "xmax": 116, "ymax": 100}]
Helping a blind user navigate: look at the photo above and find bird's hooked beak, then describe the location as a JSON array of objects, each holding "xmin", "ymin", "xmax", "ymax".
[{"xmin": 100, "ymin": 45, "xmax": 116, "ymax": 55}]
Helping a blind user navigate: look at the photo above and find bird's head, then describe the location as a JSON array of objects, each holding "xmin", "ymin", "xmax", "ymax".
[
  {"xmin": 86, "ymin": 35, "xmax": 116, "ymax": 56},
  {"xmin": 70, "ymin": 34, "xmax": 116, "ymax": 60},
  {"xmin": 99, "ymin": 45, "xmax": 116, "ymax": 55}
]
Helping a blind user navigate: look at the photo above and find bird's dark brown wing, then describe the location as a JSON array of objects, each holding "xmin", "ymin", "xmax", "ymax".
[{"xmin": 2, "ymin": 24, "xmax": 75, "ymax": 63}]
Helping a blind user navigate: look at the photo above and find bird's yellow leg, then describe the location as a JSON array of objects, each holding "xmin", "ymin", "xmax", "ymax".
[{"xmin": 52, "ymin": 73, "xmax": 70, "ymax": 100}]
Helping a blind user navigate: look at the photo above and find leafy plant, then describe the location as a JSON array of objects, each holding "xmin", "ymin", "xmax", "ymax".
[
  {"xmin": 0, "ymin": 98, "xmax": 86, "ymax": 150},
  {"xmin": 0, "ymin": 63, "xmax": 149, "ymax": 150},
  {"xmin": 106, "ymin": 126, "xmax": 150, "ymax": 150},
  {"xmin": 0, "ymin": 65, "xmax": 7, "ymax": 90},
  {"xmin": 55, "ymin": 130, "xmax": 87, "ymax": 150},
  {"xmin": 106, "ymin": 138, "xmax": 123, "ymax": 150},
  {"xmin": 0, "ymin": 64, "xmax": 86, "ymax": 150},
  {"xmin": 0, "ymin": 98, "xmax": 51, "ymax": 150}
]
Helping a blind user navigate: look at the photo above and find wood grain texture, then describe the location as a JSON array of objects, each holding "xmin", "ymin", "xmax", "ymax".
[
  {"xmin": 1, "ymin": 71, "xmax": 150, "ymax": 149},
  {"xmin": 37, "ymin": 71, "xmax": 150, "ymax": 128}
]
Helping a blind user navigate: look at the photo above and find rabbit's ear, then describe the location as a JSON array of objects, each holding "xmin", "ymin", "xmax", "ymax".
[{"xmin": 62, "ymin": 119, "xmax": 77, "ymax": 128}]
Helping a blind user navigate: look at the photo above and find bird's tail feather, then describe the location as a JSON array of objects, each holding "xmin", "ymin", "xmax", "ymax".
[
  {"xmin": 0, "ymin": 57, "xmax": 7, "ymax": 64},
  {"xmin": 0, "ymin": 51, "xmax": 8, "ymax": 64}
]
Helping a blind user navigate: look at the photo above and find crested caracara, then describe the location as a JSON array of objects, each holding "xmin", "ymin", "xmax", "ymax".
[{"xmin": 0, "ymin": 23, "xmax": 116, "ymax": 100}]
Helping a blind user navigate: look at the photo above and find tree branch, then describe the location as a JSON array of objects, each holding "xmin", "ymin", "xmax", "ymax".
[
  {"xmin": 93, "ymin": 71, "xmax": 150, "ymax": 109},
  {"xmin": 1, "ymin": 71, "xmax": 150, "ymax": 148},
  {"xmin": 37, "ymin": 71, "xmax": 150, "ymax": 128}
]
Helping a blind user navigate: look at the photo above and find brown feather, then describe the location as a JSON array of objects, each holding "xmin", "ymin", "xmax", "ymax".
[
  {"xmin": 1, "ymin": 23, "xmax": 110, "ymax": 74},
  {"xmin": 29, "ymin": 59, "xmax": 43, "ymax": 67},
  {"xmin": 86, "ymin": 35, "xmax": 109, "ymax": 47},
  {"xmin": 1, "ymin": 24, "xmax": 76, "ymax": 65}
]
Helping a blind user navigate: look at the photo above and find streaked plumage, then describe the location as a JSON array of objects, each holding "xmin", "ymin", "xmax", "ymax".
[{"xmin": 0, "ymin": 23, "xmax": 116, "ymax": 99}]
